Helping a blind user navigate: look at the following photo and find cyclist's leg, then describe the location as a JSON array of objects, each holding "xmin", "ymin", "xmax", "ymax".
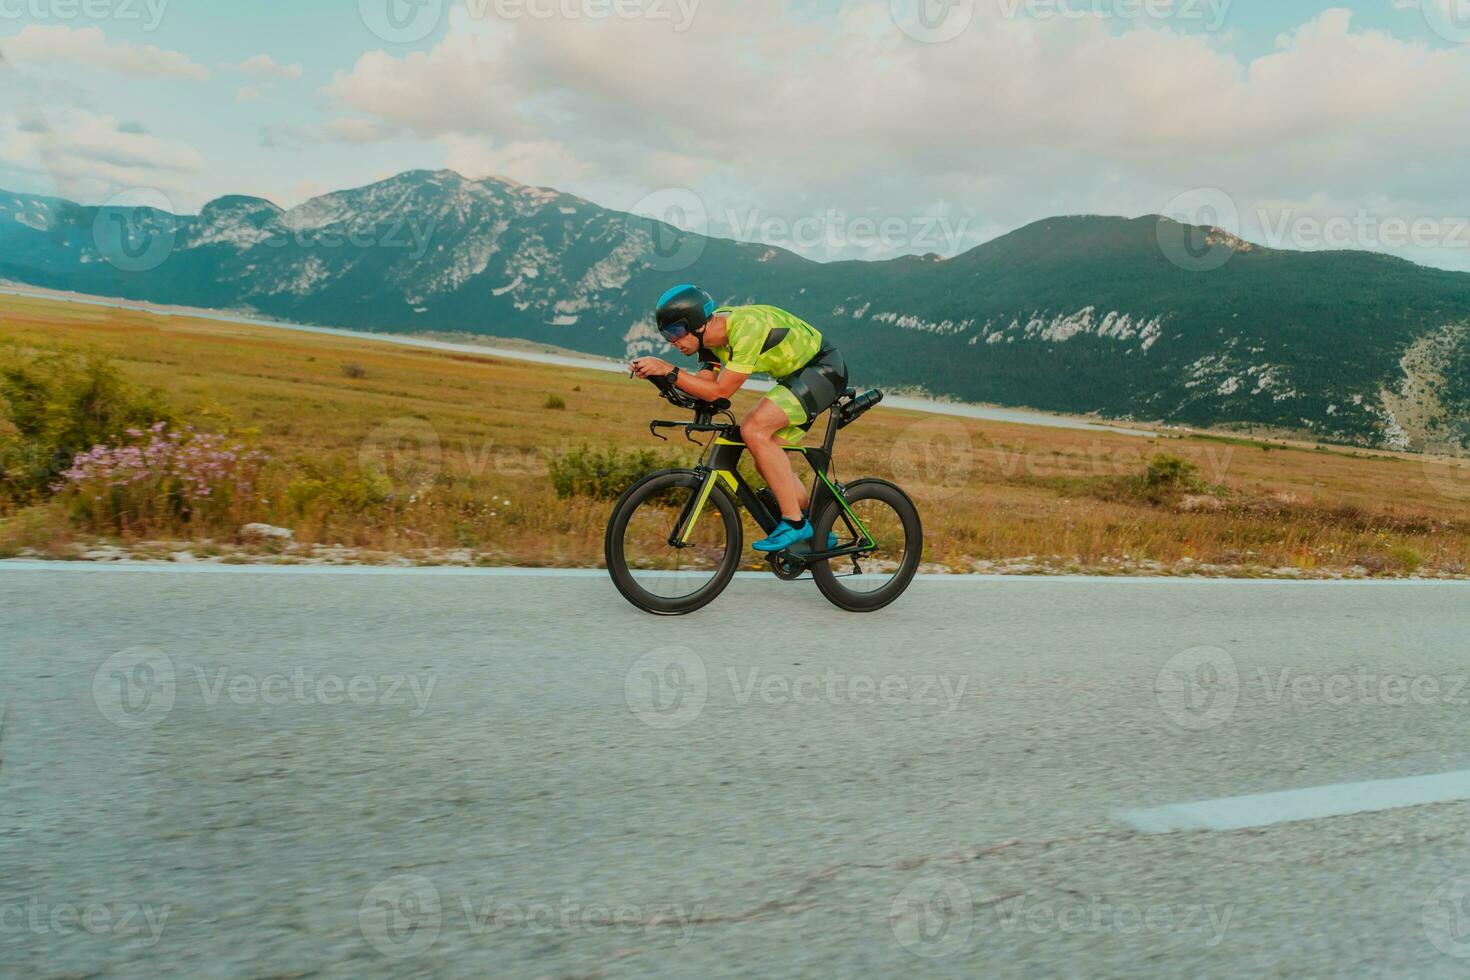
[
  {"xmin": 741, "ymin": 396, "xmax": 806, "ymax": 521},
  {"xmin": 746, "ymin": 343, "xmax": 848, "ymax": 524},
  {"xmin": 780, "ymin": 345, "xmax": 848, "ymax": 426},
  {"xmin": 775, "ymin": 346, "xmax": 848, "ymax": 453}
]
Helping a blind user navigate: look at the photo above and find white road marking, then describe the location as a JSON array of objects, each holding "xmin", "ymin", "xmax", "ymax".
[{"xmin": 1119, "ymin": 770, "xmax": 1470, "ymax": 833}]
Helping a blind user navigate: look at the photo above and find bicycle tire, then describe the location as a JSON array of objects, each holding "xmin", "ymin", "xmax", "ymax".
[
  {"xmin": 604, "ymin": 469, "xmax": 743, "ymax": 615},
  {"xmin": 809, "ymin": 478, "xmax": 922, "ymax": 612}
]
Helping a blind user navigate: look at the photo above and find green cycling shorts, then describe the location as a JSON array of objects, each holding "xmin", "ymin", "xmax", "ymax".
[{"xmin": 765, "ymin": 343, "xmax": 849, "ymax": 444}]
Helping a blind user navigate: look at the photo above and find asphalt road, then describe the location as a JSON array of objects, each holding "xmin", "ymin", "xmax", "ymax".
[{"xmin": 4, "ymin": 563, "xmax": 1470, "ymax": 978}]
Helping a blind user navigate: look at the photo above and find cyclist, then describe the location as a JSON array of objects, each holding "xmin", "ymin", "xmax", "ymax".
[{"xmin": 630, "ymin": 284, "xmax": 848, "ymax": 552}]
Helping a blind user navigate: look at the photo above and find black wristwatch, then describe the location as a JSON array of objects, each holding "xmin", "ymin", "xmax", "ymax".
[{"xmin": 666, "ymin": 366, "xmax": 681, "ymax": 387}]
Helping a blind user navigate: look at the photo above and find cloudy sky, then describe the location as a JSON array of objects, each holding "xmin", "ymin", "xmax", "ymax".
[{"xmin": 3, "ymin": 0, "xmax": 1470, "ymax": 269}]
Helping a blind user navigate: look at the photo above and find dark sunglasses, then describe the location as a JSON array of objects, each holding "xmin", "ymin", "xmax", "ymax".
[{"xmin": 659, "ymin": 320, "xmax": 693, "ymax": 342}]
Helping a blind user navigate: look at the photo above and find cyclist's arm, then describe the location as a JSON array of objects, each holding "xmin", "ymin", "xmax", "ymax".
[
  {"xmin": 629, "ymin": 355, "xmax": 745, "ymax": 400},
  {"xmin": 676, "ymin": 366, "xmax": 747, "ymax": 402},
  {"xmin": 677, "ymin": 325, "xmax": 757, "ymax": 401}
]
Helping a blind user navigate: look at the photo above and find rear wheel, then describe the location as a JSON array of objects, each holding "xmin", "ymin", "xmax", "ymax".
[
  {"xmin": 605, "ymin": 469, "xmax": 742, "ymax": 615},
  {"xmin": 809, "ymin": 479, "xmax": 922, "ymax": 612}
]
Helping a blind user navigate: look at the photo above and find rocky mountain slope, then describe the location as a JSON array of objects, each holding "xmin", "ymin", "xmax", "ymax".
[{"xmin": 3, "ymin": 170, "xmax": 1469, "ymax": 450}]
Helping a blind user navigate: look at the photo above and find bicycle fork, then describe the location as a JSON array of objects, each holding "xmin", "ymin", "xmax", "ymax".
[{"xmin": 669, "ymin": 467, "xmax": 736, "ymax": 548}]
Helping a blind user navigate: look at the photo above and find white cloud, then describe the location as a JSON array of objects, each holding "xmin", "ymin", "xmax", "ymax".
[
  {"xmin": 224, "ymin": 54, "xmax": 305, "ymax": 81},
  {"xmin": 1, "ymin": 26, "xmax": 209, "ymax": 81},
  {"xmin": 236, "ymin": 87, "xmax": 262, "ymax": 103},
  {"xmin": 292, "ymin": 180, "xmax": 331, "ymax": 204},
  {"xmin": 0, "ymin": 108, "xmax": 206, "ymax": 206},
  {"xmin": 440, "ymin": 133, "xmax": 592, "ymax": 190},
  {"xmin": 319, "ymin": 2, "xmax": 1470, "ymax": 266},
  {"xmin": 258, "ymin": 118, "xmax": 406, "ymax": 149},
  {"xmin": 324, "ymin": 117, "xmax": 403, "ymax": 143}
]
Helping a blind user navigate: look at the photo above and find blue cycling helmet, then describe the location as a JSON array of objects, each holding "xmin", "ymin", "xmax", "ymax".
[{"xmin": 655, "ymin": 284, "xmax": 716, "ymax": 341}]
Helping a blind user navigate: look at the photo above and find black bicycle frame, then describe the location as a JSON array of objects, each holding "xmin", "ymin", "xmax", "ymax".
[{"xmin": 664, "ymin": 405, "xmax": 877, "ymax": 562}]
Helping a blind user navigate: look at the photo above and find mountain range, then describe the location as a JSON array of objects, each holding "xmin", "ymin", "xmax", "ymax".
[{"xmin": 3, "ymin": 169, "xmax": 1469, "ymax": 451}]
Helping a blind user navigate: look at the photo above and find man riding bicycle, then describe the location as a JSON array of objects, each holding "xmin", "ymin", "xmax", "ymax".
[{"xmin": 630, "ymin": 284, "xmax": 849, "ymax": 553}]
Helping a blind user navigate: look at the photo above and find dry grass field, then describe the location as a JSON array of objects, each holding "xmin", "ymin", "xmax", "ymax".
[{"xmin": 4, "ymin": 291, "xmax": 1470, "ymax": 576}]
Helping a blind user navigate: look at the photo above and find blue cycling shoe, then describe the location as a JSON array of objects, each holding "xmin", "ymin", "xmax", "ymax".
[{"xmin": 753, "ymin": 519, "xmax": 815, "ymax": 553}]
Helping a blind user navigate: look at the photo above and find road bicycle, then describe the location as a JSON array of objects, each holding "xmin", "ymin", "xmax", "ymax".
[{"xmin": 604, "ymin": 374, "xmax": 923, "ymax": 615}]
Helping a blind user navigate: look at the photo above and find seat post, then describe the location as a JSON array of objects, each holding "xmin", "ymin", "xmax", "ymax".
[
  {"xmin": 821, "ymin": 405, "xmax": 840, "ymax": 457},
  {"xmin": 822, "ymin": 387, "xmax": 854, "ymax": 457}
]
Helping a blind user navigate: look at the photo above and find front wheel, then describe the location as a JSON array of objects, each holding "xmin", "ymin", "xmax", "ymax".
[
  {"xmin": 809, "ymin": 479, "xmax": 922, "ymax": 612},
  {"xmin": 605, "ymin": 469, "xmax": 742, "ymax": 615}
]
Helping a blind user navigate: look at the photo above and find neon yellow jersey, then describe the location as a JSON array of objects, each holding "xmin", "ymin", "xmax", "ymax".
[{"xmin": 700, "ymin": 305, "xmax": 823, "ymax": 379}]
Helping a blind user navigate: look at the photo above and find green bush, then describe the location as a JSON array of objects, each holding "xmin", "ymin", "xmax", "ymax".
[
  {"xmin": 1057, "ymin": 451, "xmax": 1221, "ymax": 508},
  {"xmin": 1079, "ymin": 452, "xmax": 1214, "ymax": 507},
  {"xmin": 544, "ymin": 393, "xmax": 566, "ymax": 410},
  {"xmin": 0, "ymin": 503, "xmax": 64, "ymax": 557},
  {"xmin": 1145, "ymin": 453, "xmax": 1201, "ymax": 491},
  {"xmin": 286, "ymin": 459, "xmax": 394, "ymax": 517},
  {"xmin": 547, "ymin": 445, "xmax": 672, "ymax": 500},
  {"xmin": 1389, "ymin": 545, "xmax": 1424, "ymax": 575},
  {"xmin": 0, "ymin": 346, "xmax": 175, "ymax": 504}
]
